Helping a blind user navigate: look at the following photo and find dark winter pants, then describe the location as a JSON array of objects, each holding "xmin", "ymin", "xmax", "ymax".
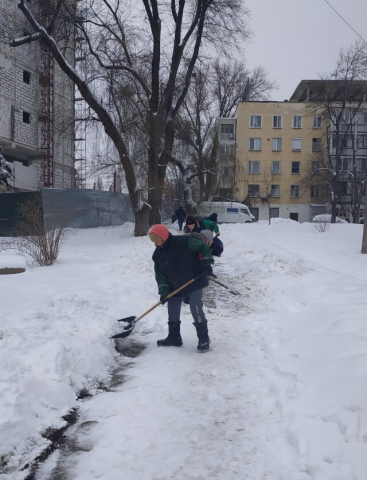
[
  {"xmin": 178, "ymin": 219, "xmax": 184, "ymax": 231},
  {"xmin": 167, "ymin": 289, "xmax": 206, "ymax": 324}
]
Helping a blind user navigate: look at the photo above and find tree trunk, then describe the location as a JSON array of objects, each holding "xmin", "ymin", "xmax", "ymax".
[
  {"xmin": 135, "ymin": 202, "xmax": 151, "ymax": 236},
  {"xmin": 148, "ymin": 183, "xmax": 164, "ymax": 225},
  {"xmin": 204, "ymin": 136, "xmax": 219, "ymax": 199},
  {"xmin": 147, "ymin": 112, "xmax": 165, "ymax": 225}
]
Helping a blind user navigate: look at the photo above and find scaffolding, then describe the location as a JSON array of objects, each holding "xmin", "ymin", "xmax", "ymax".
[
  {"xmin": 74, "ymin": 17, "xmax": 88, "ymax": 189},
  {"xmin": 74, "ymin": 95, "xmax": 87, "ymax": 189},
  {"xmin": 39, "ymin": 4, "xmax": 54, "ymax": 188}
]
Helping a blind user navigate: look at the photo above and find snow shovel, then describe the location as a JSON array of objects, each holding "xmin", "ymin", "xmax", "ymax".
[
  {"xmin": 208, "ymin": 276, "xmax": 248, "ymax": 295},
  {"xmin": 111, "ymin": 277, "xmax": 199, "ymax": 339}
]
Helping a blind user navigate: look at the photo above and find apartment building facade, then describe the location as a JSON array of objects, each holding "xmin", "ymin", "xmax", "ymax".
[
  {"xmin": 217, "ymin": 80, "xmax": 367, "ymax": 222},
  {"xmin": 0, "ymin": 0, "xmax": 76, "ymax": 192}
]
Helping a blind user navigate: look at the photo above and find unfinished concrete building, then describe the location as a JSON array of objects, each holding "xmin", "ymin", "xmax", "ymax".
[{"xmin": 0, "ymin": 0, "xmax": 77, "ymax": 192}]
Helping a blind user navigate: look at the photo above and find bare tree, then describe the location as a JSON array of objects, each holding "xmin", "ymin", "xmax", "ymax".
[
  {"xmin": 11, "ymin": 0, "xmax": 250, "ymax": 235},
  {"xmin": 312, "ymin": 41, "xmax": 367, "ymax": 223},
  {"xmin": 172, "ymin": 59, "xmax": 276, "ymax": 210},
  {"xmin": 245, "ymin": 161, "xmax": 280, "ymax": 224}
]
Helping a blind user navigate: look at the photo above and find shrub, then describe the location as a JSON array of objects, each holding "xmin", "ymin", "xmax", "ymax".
[{"xmin": 9, "ymin": 195, "xmax": 73, "ymax": 266}]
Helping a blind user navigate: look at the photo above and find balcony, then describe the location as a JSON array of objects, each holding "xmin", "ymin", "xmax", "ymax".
[{"xmin": 221, "ymin": 133, "xmax": 235, "ymax": 141}]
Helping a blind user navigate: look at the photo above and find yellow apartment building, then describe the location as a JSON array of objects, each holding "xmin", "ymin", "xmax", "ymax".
[{"xmin": 217, "ymin": 97, "xmax": 326, "ymax": 222}]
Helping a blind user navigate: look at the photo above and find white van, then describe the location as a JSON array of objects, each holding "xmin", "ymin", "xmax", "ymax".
[{"xmin": 198, "ymin": 201, "xmax": 255, "ymax": 224}]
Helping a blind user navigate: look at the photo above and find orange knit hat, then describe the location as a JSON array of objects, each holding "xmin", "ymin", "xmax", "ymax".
[{"xmin": 149, "ymin": 224, "xmax": 170, "ymax": 242}]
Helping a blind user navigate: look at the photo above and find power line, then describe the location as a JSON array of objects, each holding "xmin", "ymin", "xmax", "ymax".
[{"xmin": 323, "ymin": 0, "xmax": 366, "ymax": 44}]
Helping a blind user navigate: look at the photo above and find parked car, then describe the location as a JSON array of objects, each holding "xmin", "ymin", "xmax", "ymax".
[{"xmin": 312, "ymin": 214, "xmax": 348, "ymax": 224}]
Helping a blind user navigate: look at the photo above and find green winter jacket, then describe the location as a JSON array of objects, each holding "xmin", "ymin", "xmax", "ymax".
[
  {"xmin": 183, "ymin": 219, "xmax": 219, "ymax": 234},
  {"xmin": 152, "ymin": 233, "xmax": 214, "ymax": 298}
]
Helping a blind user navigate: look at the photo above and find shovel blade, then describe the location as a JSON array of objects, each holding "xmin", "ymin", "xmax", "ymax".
[
  {"xmin": 111, "ymin": 321, "xmax": 136, "ymax": 339},
  {"xmin": 118, "ymin": 315, "xmax": 137, "ymax": 323},
  {"xmin": 229, "ymin": 289, "xmax": 241, "ymax": 295}
]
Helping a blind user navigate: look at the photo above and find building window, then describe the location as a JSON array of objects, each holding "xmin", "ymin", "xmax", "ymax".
[
  {"xmin": 291, "ymin": 161, "xmax": 300, "ymax": 174},
  {"xmin": 361, "ymin": 112, "xmax": 367, "ymax": 124},
  {"xmin": 248, "ymin": 161, "xmax": 260, "ymax": 174},
  {"xmin": 292, "ymin": 138, "xmax": 302, "ymax": 151},
  {"xmin": 312, "ymin": 138, "xmax": 321, "ymax": 152},
  {"xmin": 272, "ymin": 161, "xmax": 281, "ymax": 174},
  {"xmin": 23, "ymin": 111, "xmax": 30, "ymax": 124},
  {"xmin": 312, "ymin": 161, "xmax": 320, "ymax": 173},
  {"xmin": 248, "ymin": 184, "xmax": 260, "ymax": 197},
  {"xmin": 313, "ymin": 116, "xmax": 322, "ymax": 128},
  {"xmin": 273, "ymin": 115, "xmax": 282, "ymax": 128},
  {"xmin": 223, "ymin": 166, "xmax": 234, "ymax": 178},
  {"xmin": 338, "ymin": 157, "xmax": 352, "ymax": 170},
  {"xmin": 356, "ymin": 158, "xmax": 367, "ymax": 171},
  {"xmin": 220, "ymin": 123, "xmax": 234, "ymax": 140},
  {"xmin": 344, "ymin": 111, "xmax": 351, "ymax": 123},
  {"xmin": 338, "ymin": 181, "xmax": 348, "ymax": 195},
  {"xmin": 270, "ymin": 208, "xmax": 279, "ymax": 218},
  {"xmin": 272, "ymin": 138, "xmax": 282, "ymax": 151},
  {"xmin": 250, "ymin": 115, "xmax": 262, "ymax": 128},
  {"xmin": 332, "ymin": 135, "xmax": 352, "ymax": 149},
  {"xmin": 220, "ymin": 145, "xmax": 234, "ymax": 156},
  {"xmin": 290, "ymin": 185, "xmax": 299, "ymax": 198},
  {"xmin": 271, "ymin": 185, "xmax": 280, "ymax": 197},
  {"xmin": 311, "ymin": 185, "xmax": 320, "ymax": 198},
  {"xmin": 293, "ymin": 116, "xmax": 303, "ymax": 128},
  {"xmin": 23, "ymin": 70, "xmax": 30, "ymax": 84},
  {"xmin": 249, "ymin": 138, "xmax": 261, "ymax": 151}
]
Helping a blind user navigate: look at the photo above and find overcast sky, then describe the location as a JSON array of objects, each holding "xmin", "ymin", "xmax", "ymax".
[{"xmin": 243, "ymin": 0, "xmax": 367, "ymax": 101}]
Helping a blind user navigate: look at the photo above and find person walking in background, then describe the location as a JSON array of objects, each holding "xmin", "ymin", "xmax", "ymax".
[
  {"xmin": 149, "ymin": 224, "xmax": 214, "ymax": 351},
  {"xmin": 183, "ymin": 215, "xmax": 220, "ymax": 236},
  {"xmin": 175, "ymin": 205, "xmax": 186, "ymax": 231}
]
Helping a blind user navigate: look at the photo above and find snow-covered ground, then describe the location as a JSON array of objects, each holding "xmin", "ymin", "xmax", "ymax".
[{"xmin": 1, "ymin": 219, "xmax": 367, "ymax": 480}]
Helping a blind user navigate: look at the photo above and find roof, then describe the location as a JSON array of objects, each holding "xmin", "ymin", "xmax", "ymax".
[{"xmin": 289, "ymin": 80, "xmax": 367, "ymax": 103}]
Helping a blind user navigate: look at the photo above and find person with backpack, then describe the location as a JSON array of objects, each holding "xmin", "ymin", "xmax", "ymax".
[
  {"xmin": 149, "ymin": 224, "xmax": 214, "ymax": 351},
  {"xmin": 175, "ymin": 205, "xmax": 186, "ymax": 231},
  {"xmin": 183, "ymin": 215, "xmax": 220, "ymax": 236},
  {"xmin": 200, "ymin": 229, "xmax": 224, "ymax": 257}
]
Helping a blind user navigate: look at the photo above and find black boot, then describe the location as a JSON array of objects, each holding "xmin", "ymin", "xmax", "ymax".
[
  {"xmin": 157, "ymin": 321, "xmax": 183, "ymax": 347},
  {"xmin": 194, "ymin": 321, "xmax": 211, "ymax": 351}
]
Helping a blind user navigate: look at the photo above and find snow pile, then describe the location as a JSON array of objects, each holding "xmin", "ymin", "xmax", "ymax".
[{"xmin": 0, "ymin": 253, "xmax": 26, "ymax": 269}]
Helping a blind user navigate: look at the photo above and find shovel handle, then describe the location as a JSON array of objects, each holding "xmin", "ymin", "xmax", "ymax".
[
  {"xmin": 135, "ymin": 277, "xmax": 196, "ymax": 323},
  {"xmin": 209, "ymin": 276, "xmax": 249, "ymax": 292}
]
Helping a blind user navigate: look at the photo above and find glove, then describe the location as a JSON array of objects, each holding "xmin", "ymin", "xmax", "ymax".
[{"xmin": 160, "ymin": 295, "xmax": 168, "ymax": 304}]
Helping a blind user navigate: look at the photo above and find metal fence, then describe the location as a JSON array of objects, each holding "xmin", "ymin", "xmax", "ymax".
[{"xmin": 0, "ymin": 188, "xmax": 134, "ymax": 236}]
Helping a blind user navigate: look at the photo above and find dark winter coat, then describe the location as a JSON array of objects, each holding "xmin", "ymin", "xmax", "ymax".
[
  {"xmin": 211, "ymin": 236, "xmax": 224, "ymax": 257},
  {"xmin": 152, "ymin": 233, "xmax": 214, "ymax": 298},
  {"xmin": 183, "ymin": 219, "xmax": 219, "ymax": 234},
  {"xmin": 175, "ymin": 206, "xmax": 186, "ymax": 221}
]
